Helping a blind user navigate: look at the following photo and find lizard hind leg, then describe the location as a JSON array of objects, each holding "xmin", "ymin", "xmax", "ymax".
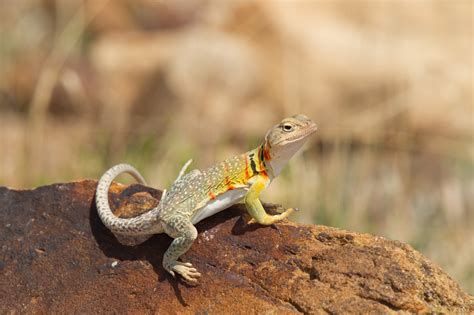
[
  {"xmin": 162, "ymin": 218, "xmax": 201, "ymax": 283},
  {"xmin": 174, "ymin": 159, "xmax": 193, "ymax": 183}
]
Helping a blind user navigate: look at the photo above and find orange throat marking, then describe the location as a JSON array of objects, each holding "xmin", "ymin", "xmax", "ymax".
[
  {"xmin": 257, "ymin": 143, "xmax": 271, "ymax": 179},
  {"xmin": 263, "ymin": 144, "xmax": 272, "ymax": 161}
]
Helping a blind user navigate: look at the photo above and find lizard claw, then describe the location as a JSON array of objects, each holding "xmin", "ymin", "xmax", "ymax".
[{"xmin": 242, "ymin": 212, "xmax": 256, "ymax": 225}]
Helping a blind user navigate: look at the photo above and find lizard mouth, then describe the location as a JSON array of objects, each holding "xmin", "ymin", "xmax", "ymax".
[{"xmin": 274, "ymin": 122, "xmax": 317, "ymax": 145}]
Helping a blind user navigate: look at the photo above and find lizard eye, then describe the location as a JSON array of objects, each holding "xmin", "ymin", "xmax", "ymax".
[{"xmin": 282, "ymin": 123, "xmax": 294, "ymax": 132}]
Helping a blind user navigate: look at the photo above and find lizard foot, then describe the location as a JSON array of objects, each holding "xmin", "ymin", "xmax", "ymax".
[
  {"xmin": 166, "ymin": 261, "xmax": 201, "ymax": 283},
  {"xmin": 247, "ymin": 207, "xmax": 297, "ymax": 225}
]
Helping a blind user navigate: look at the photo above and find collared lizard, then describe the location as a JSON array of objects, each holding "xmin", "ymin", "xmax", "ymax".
[{"xmin": 95, "ymin": 114, "xmax": 317, "ymax": 282}]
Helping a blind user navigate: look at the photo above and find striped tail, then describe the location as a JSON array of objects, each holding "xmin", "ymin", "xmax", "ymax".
[{"xmin": 95, "ymin": 164, "xmax": 162, "ymax": 237}]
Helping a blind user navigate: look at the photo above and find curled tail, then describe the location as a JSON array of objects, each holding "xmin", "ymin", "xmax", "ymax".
[{"xmin": 95, "ymin": 164, "xmax": 162, "ymax": 237}]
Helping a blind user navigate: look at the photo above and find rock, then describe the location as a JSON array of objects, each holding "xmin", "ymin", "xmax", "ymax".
[{"xmin": 0, "ymin": 181, "xmax": 472, "ymax": 314}]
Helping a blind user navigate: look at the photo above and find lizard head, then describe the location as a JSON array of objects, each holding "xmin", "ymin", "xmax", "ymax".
[{"xmin": 263, "ymin": 114, "xmax": 317, "ymax": 176}]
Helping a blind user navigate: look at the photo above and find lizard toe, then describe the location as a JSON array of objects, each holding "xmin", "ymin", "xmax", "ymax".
[
  {"xmin": 246, "ymin": 217, "xmax": 257, "ymax": 224},
  {"xmin": 172, "ymin": 263, "xmax": 201, "ymax": 282}
]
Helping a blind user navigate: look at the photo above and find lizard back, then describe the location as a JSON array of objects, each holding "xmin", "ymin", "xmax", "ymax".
[{"xmin": 159, "ymin": 151, "xmax": 264, "ymax": 221}]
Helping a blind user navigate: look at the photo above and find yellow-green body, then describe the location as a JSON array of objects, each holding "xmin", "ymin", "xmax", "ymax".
[
  {"xmin": 165, "ymin": 144, "xmax": 271, "ymax": 225},
  {"xmin": 96, "ymin": 114, "xmax": 317, "ymax": 282}
]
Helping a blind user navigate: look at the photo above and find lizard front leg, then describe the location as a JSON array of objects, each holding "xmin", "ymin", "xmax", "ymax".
[
  {"xmin": 244, "ymin": 175, "xmax": 296, "ymax": 225},
  {"xmin": 162, "ymin": 216, "xmax": 201, "ymax": 283}
]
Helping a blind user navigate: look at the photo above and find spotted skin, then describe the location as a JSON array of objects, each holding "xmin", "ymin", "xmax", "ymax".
[
  {"xmin": 96, "ymin": 114, "xmax": 317, "ymax": 282},
  {"xmin": 95, "ymin": 164, "xmax": 164, "ymax": 236}
]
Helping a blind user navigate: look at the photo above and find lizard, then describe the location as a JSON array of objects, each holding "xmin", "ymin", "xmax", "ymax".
[{"xmin": 95, "ymin": 114, "xmax": 317, "ymax": 283}]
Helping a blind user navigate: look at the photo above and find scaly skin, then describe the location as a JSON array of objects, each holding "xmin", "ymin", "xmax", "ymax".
[{"xmin": 96, "ymin": 114, "xmax": 317, "ymax": 283}]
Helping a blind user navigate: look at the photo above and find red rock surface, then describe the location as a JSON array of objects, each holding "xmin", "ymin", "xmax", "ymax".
[{"xmin": 0, "ymin": 181, "xmax": 472, "ymax": 314}]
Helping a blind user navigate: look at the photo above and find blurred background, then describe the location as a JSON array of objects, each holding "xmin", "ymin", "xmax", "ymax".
[{"xmin": 0, "ymin": 0, "xmax": 472, "ymax": 292}]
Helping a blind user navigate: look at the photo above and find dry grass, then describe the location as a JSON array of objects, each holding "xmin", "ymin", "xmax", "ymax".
[{"xmin": 0, "ymin": 0, "xmax": 472, "ymax": 293}]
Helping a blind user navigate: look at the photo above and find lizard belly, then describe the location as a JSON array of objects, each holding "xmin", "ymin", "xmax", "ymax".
[{"xmin": 191, "ymin": 188, "xmax": 247, "ymax": 224}]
